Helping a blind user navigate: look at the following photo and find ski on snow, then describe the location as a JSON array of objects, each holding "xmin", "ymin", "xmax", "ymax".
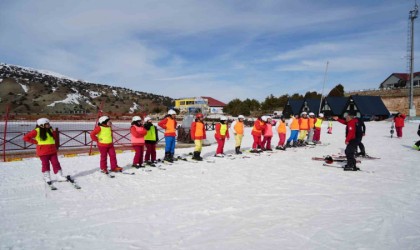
[
  {"xmin": 322, "ymin": 163, "xmax": 374, "ymax": 173},
  {"xmin": 46, "ymin": 176, "xmax": 81, "ymax": 190}
]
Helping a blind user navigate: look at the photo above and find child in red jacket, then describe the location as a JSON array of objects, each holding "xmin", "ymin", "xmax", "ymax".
[
  {"xmin": 214, "ymin": 116, "xmax": 230, "ymax": 156},
  {"xmin": 90, "ymin": 116, "xmax": 123, "ymax": 174},
  {"xmin": 23, "ymin": 118, "xmax": 67, "ymax": 183},
  {"xmin": 393, "ymin": 113, "xmax": 406, "ymax": 138},
  {"xmin": 130, "ymin": 116, "xmax": 147, "ymax": 168}
]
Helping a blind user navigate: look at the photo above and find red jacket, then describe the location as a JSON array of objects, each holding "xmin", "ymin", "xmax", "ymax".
[
  {"xmin": 337, "ymin": 118, "xmax": 358, "ymax": 143},
  {"xmin": 251, "ymin": 120, "xmax": 266, "ymax": 136},
  {"xmin": 23, "ymin": 129, "xmax": 58, "ymax": 157},
  {"xmin": 215, "ymin": 123, "xmax": 230, "ymax": 140},
  {"xmin": 394, "ymin": 114, "xmax": 406, "ymax": 128}
]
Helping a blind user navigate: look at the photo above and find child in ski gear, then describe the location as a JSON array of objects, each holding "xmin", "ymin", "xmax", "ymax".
[
  {"xmin": 333, "ymin": 111, "xmax": 363, "ymax": 171},
  {"xmin": 214, "ymin": 116, "xmax": 230, "ymax": 156},
  {"xmin": 190, "ymin": 113, "xmax": 206, "ymax": 160},
  {"xmin": 286, "ymin": 114, "xmax": 299, "ymax": 147},
  {"xmin": 23, "ymin": 118, "xmax": 67, "ymax": 182},
  {"xmin": 90, "ymin": 116, "xmax": 123, "ymax": 173},
  {"xmin": 230, "ymin": 115, "xmax": 245, "ymax": 154},
  {"xmin": 251, "ymin": 116, "xmax": 266, "ymax": 153},
  {"xmin": 130, "ymin": 116, "xmax": 147, "ymax": 168},
  {"xmin": 312, "ymin": 113, "xmax": 324, "ymax": 143},
  {"xmin": 327, "ymin": 119, "xmax": 333, "ymax": 134},
  {"xmin": 275, "ymin": 115, "xmax": 287, "ymax": 150},
  {"xmin": 261, "ymin": 116, "xmax": 275, "ymax": 151},
  {"xmin": 393, "ymin": 112, "xmax": 406, "ymax": 138},
  {"xmin": 143, "ymin": 116, "xmax": 159, "ymax": 165},
  {"xmin": 306, "ymin": 112, "xmax": 316, "ymax": 144},
  {"xmin": 158, "ymin": 109, "xmax": 178, "ymax": 162},
  {"xmin": 297, "ymin": 112, "xmax": 310, "ymax": 146}
]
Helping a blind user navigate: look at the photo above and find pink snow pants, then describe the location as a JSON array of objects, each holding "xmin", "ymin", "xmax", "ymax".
[
  {"xmin": 98, "ymin": 145, "xmax": 118, "ymax": 171},
  {"xmin": 40, "ymin": 154, "xmax": 61, "ymax": 174},
  {"xmin": 132, "ymin": 145, "xmax": 144, "ymax": 165}
]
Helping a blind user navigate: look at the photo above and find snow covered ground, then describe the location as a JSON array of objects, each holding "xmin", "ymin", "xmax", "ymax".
[{"xmin": 0, "ymin": 120, "xmax": 419, "ymax": 250}]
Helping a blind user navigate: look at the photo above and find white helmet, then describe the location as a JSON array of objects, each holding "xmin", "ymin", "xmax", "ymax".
[
  {"xmin": 220, "ymin": 116, "xmax": 228, "ymax": 121},
  {"xmin": 319, "ymin": 113, "xmax": 324, "ymax": 118},
  {"xmin": 37, "ymin": 118, "xmax": 50, "ymax": 126},
  {"xmin": 301, "ymin": 112, "xmax": 307, "ymax": 116},
  {"xmin": 238, "ymin": 115, "xmax": 245, "ymax": 119},
  {"xmin": 132, "ymin": 116, "xmax": 141, "ymax": 122},
  {"xmin": 261, "ymin": 116, "xmax": 268, "ymax": 122},
  {"xmin": 144, "ymin": 116, "xmax": 152, "ymax": 122},
  {"xmin": 98, "ymin": 116, "xmax": 110, "ymax": 124},
  {"xmin": 309, "ymin": 112, "xmax": 315, "ymax": 116},
  {"xmin": 168, "ymin": 109, "xmax": 176, "ymax": 115}
]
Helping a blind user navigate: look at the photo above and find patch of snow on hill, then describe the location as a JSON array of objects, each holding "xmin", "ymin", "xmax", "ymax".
[
  {"xmin": 88, "ymin": 90, "xmax": 101, "ymax": 98},
  {"xmin": 129, "ymin": 102, "xmax": 140, "ymax": 113},
  {"xmin": 112, "ymin": 89, "xmax": 118, "ymax": 97},
  {"xmin": 19, "ymin": 83, "xmax": 29, "ymax": 93},
  {"xmin": 47, "ymin": 93, "xmax": 81, "ymax": 107}
]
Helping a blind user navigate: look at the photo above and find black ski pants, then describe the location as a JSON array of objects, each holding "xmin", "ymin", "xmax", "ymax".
[{"xmin": 345, "ymin": 140, "xmax": 359, "ymax": 167}]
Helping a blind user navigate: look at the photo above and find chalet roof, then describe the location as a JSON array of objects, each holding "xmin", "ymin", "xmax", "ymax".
[
  {"xmin": 201, "ymin": 96, "xmax": 226, "ymax": 107},
  {"xmin": 287, "ymin": 99, "xmax": 304, "ymax": 115},
  {"xmin": 349, "ymin": 95, "xmax": 390, "ymax": 116},
  {"xmin": 323, "ymin": 97, "xmax": 349, "ymax": 115},
  {"xmin": 303, "ymin": 98, "xmax": 321, "ymax": 114}
]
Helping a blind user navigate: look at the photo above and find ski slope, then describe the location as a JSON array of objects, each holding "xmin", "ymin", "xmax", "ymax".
[{"xmin": 0, "ymin": 120, "xmax": 419, "ymax": 250}]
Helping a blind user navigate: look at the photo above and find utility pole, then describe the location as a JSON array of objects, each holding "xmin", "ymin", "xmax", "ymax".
[
  {"xmin": 408, "ymin": 2, "xmax": 418, "ymax": 117},
  {"xmin": 319, "ymin": 61, "xmax": 329, "ymax": 115}
]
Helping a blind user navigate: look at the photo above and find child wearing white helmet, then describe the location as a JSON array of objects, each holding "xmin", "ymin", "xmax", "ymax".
[
  {"xmin": 158, "ymin": 109, "xmax": 178, "ymax": 162},
  {"xmin": 23, "ymin": 118, "xmax": 68, "ymax": 184},
  {"xmin": 130, "ymin": 116, "xmax": 147, "ymax": 168},
  {"xmin": 90, "ymin": 116, "xmax": 123, "ymax": 174},
  {"xmin": 214, "ymin": 116, "xmax": 230, "ymax": 156},
  {"xmin": 306, "ymin": 112, "xmax": 316, "ymax": 145},
  {"xmin": 143, "ymin": 116, "xmax": 159, "ymax": 166},
  {"xmin": 190, "ymin": 113, "xmax": 206, "ymax": 160},
  {"xmin": 297, "ymin": 112, "xmax": 310, "ymax": 146},
  {"xmin": 230, "ymin": 115, "xmax": 245, "ymax": 154},
  {"xmin": 313, "ymin": 113, "xmax": 324, "ymax": 143},
  {"xmin": 261, "ymin": 116, "xmax": 276, "ymax": 151}
]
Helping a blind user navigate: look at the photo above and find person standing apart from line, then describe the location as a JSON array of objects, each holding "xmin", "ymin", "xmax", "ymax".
[
  {"xmin": 23, "ymin": 118, "xmax": 67, "ymax": 183},
  {"xmin": 143, "ymin": 116, "xmax": 159, "ymax": 166},
  {"xmin": 90, "ymin": 116, "xmax": 123, "ymax": 174},
  {"xmin": 333, "ymin": 111, "xmax": 363, "ymax": 171},
  {"xmin": 261, "ymin": 116, "xmax": 275, "ymax": 151},
  {"xmin": 250, "ymin": 116, "xmax": 266, "ymax": 153},
  {"xmin": 130, "ymin": 116, "xmax": 147, "ymax": 168},
  {"xmin": 158, "ymin": 109, "xmax": 178, "ymax": 162},
  {"xmin": 327, "ymin": 119, "xmax": 333, "ymax": 134},
  {"xmin": 214, "ymin": 116, "xmax": 230, "ymax": 156},
  {"xmin": 275, "ymin": 115, "xmax": 287, "ymax": 150},
  {"xmin": 190, "ymin": 113, "xmax": 206, "ymax": 160},
  {"xmin": 393, "ymin": 112, "xmax": 406, "ymax": 138},
  {"xmin": 230, "ymin": 115, "xmax": 245, "ymax": 154}
]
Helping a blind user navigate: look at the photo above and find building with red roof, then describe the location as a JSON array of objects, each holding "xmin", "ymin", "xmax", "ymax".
[{"xmin": 380, "ymin": 72, "xmax": 420, "ymax": 88}]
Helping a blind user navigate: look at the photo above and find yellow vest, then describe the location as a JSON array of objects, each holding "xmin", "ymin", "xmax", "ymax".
[
  {"xmin": 98, "ymin": 126, "xmax": 113, "ymax": 144},
  {"xmin": 220, "ymin": 124, "xmax": 227, "ymax": 136},
  {"xmin": 35, "ymin": 128, "xmax": 55, "ymax": 145},
  {"xmin": 315, "ymin": 118, "xmax": 323, "ymax": 128}
]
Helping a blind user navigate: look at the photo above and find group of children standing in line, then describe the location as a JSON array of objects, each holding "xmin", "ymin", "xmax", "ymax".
[{"xmin": 24, "ymin": 110, "xmax": 328, "ymax": 182}]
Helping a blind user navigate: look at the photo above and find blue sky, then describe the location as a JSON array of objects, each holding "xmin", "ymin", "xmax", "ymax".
[{"xmin": 0, "ymin": 0, "xmax": 418, "ymax": 103}]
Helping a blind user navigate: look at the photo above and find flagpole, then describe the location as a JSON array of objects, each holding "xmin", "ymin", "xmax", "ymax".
[{"xmin": 319, "ymin": 61, "xmax": 329, "ymax": 114}]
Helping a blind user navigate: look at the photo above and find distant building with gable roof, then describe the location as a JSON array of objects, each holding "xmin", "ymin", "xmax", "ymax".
[{"xmin": 174, "ymin": 96, "xmax": 226, "ymax": 114}]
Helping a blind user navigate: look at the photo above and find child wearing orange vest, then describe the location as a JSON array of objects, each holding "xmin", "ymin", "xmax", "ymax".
[
  {"xmin": 190, "ymin": 113, "xmax": 206, "ymax": 160},
  {"xmin": 214, "ymin": 116, "xmax": 230, "ymax": 156},
  {"xmin": 251, "ymin": 116, "xmax": 266, "ymax": 153},
  {"xmin": 286, "ymin": 114, "xmax": 299, "ymax": 147},
  {"xmin": 298, "ymin": 112, "xmax": 310, "ymax": 146},
  {"xmin": 158, "ymin": 109, "xmax": 178, "ymax": 162},
  {"xmin": 261, "ymin": 116, "xmax": 275, "ymax": 151},
  {"xmin": 230, "ymin": 115, "xmax": 245, "ymax": 154},
  {"xmin": 275, "ymin": 115, "xmax": 287, "ymax": 150},
  {"xmin": 130, "ymin": 116, "xmax": 147, "ymax": 168},
  {"xmin": 90, "ymin": 116, "xmax": 123, "ymax": 174},
  {"xmin": 306, "ymin": 112, "xmax": 316, "ymax": 145},
  {"xmin": 23, "ymin": 118, "xmax": 67, "ymax": 183}
]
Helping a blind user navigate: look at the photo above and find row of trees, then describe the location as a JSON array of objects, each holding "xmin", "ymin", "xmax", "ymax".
[{"xmin": 223, "ymin": 84, "xmax": 345, "ymax": 116}]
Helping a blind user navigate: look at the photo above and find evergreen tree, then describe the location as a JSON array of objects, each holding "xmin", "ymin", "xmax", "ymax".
[{"xmin": 328, "ymin": 84, "xmax": 345, "ymax": 97}]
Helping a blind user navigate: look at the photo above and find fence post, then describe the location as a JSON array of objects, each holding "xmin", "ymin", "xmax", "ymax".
[
  {"xmin": 55, "ymin": 127, "xmax": 60, "ymax": 149},
  {"xmin": 2, "ymin": 105, "xmax": 10, "ymax": 162}
]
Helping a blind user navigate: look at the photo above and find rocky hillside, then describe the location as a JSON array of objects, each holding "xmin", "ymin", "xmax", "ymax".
[{"xmin": 0, "ymin": 63, "xmax": 173, "ymax": 116}]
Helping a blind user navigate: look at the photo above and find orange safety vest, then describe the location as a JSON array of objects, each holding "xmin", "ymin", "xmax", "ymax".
[
  {"xmin": 309, "ymin": 118, "xmax": 315, "ymax": 129},
  {"xmin": 234, "ymin": 121, "xmax": 244, "ymax": 135},
  {"xmin": 289, "ymin": 118, "xmax": 299, "ymax": 130},
  {"xmin": 165, "ymin": 118, "xmax": 176, "ymax": 135},
  {"xmin": 195, "ymin": 122, "xmax": 204, "ymax": 138},
  {"xmin": 299, "ymin": 118, "xmax": 309, "ymax": 130},
  {"xmin": 277, "ymin": 121, "xmax": 287, "ymax": 134}
]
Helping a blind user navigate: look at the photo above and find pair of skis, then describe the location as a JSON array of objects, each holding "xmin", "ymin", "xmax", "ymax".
[{"xmin": 46, "ymin": 175, "xmax": 81, "ymax": 190}]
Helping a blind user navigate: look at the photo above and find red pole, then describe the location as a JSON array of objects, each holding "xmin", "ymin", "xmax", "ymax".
[
  {"xmin": 3, "ymin": 104, "xmax": 10, "ymax": 162},
  {"xmin": 89, "ymin": 101, "xmax": 104, "ymax": 155}
]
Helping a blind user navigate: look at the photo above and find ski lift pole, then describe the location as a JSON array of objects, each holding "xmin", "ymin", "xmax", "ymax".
[{"xmin": 319, "ymin": 61, "xmax": 329, "ymax": 115}]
